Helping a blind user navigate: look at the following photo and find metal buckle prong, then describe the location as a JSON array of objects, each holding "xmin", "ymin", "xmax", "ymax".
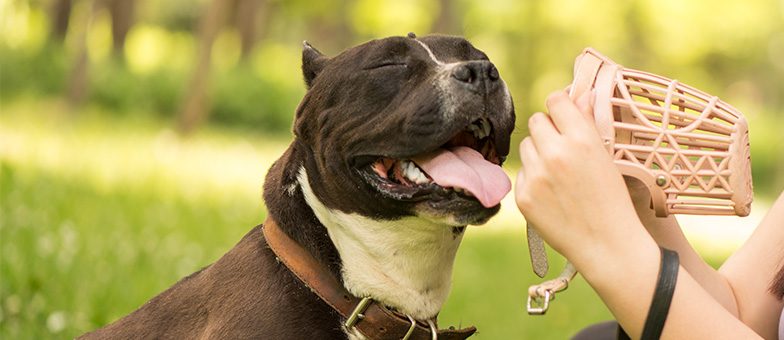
[
  {"xmin": 344, "ymin": 297, "xmax": 373, "ymax": 329},
  {"xmin": 426, "ymin": 318, "xmax": 438, "ymax": 340},
  {"xmin": 402, "ymin": 315, "xmax": 417, "ymax": 340}
]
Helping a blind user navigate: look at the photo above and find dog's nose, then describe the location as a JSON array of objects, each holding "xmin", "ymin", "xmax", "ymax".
[{"xmin": 451, "ymin": 60, "xmax": 500, "ymax": 93}]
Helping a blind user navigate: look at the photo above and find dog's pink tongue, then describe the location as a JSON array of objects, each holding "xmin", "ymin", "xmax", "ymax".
[{"xmin": 413, "ymin": 146, "xmax": 511, "ymax": 208}]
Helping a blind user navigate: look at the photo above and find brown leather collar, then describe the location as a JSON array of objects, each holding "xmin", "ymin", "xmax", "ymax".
[{"xmin": 262, "ymin": 217, "xmax": 476, "ymax": 340}]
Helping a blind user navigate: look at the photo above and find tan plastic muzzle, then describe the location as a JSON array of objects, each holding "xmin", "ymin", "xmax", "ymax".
[
  {"xmin": 571, "ymin": 48, "xmax": 752, "ymax": 217},
  {"xmin": 526, "ymin": 48, "xmax": 754, "ymax": 315}
]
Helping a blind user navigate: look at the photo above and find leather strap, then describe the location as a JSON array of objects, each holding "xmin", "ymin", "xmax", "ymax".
[
  {"xmin": 640, "ymin": 247, "xmax": 679, "ymax": 340},
  {"xmin": 526, "ymin": 222, "xmax": 548, "ymax": 278},
  {"xmin": 616, "ymin": 247, "xmax": 679, "ymax": 340},
  {"xmin": 262, "ymin": 218, "xmax": 477, "ymax": 340}
]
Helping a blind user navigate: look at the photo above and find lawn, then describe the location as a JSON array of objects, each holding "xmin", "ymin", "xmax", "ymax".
[{"xmin": 0, "ymin": 99, "xmax": 748, "ymax": 339}]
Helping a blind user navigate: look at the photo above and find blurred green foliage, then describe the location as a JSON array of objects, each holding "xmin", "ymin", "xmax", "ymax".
[
  {"xmin": 0, "ymin": 43, "xmax": 69, "ymax": 96},
  {"xmin": 1, "ymin": 0, "xmax": 783, "ymax": 338},
  {"xmin": 1, "ymin": 0, "xmax": 782, "ymax": 192}
]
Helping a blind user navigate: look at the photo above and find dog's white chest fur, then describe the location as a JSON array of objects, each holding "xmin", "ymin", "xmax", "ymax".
[{"xmin": 298, "ymin": 168, "xmax": 463, "ymax": 322}]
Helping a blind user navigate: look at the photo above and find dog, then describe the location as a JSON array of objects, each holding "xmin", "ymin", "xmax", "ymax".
[{"xmin": 80, "ymin": 33, "xmax": 515, "ymax": 339}]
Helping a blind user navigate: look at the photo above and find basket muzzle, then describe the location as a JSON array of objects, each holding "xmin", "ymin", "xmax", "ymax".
[{"xmin": 569, "ymin": 48, "xmax": 753, "ymax": 217}]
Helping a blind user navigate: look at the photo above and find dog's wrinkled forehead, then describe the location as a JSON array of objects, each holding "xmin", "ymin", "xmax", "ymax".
[
  {"xmin": 413, "ymin": 35, "xmax": 489, "ymax": 64},
  {"xmin": 344, "ymin": 35, "xmax": 489, "ymax": 67}
]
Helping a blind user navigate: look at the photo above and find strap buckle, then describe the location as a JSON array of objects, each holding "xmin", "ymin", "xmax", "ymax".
[
  {"xmin": 426, "ymin": 318, "xmax": 438, "ymax": 340},
  {"xmin": 526, "ymin": 289, "xmax": 552, "ymax": 315},
  {"xmin": 346, "ymin": 298, "xmax": 433, "ymax": 340},
  {"xmin": 526, "ymin": 263, "xmax": 577, "ymax": 315},
  {"xmin": 402, "ymin": 315, "xmax": 417, "ymax": 340},
  {"xmin": 344, "ymin": 297, "xmax": 373, "ymax": 329}
]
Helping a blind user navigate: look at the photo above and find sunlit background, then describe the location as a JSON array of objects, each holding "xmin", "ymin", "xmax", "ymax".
[{"xmin": 1, "ymin": 0, "xmax": 783, "ymax": 338}]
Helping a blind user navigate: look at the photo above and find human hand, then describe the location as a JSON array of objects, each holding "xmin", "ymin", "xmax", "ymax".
[
  {"xmin": 515, "ymin": 90, "xmax": 647, "ymax": 269},
  {"xmin": 515, "ymin": 90, "xmax": 762, "ymax": 340}
]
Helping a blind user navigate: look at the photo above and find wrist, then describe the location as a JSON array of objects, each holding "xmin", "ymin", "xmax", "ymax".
[{"xmin": 568, "ymin": 220, "xmax": 660, "ymax": 292}]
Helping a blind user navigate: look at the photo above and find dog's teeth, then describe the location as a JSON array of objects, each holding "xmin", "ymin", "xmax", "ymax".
[
  {"xmin": 410, "ymin": 167, "xmax": 424, "ymax": 184},
  {"xmin": 480, "ymin": 119, "xmax": 491, "ymax": 138},
  {"xmin": 454, "ymin": 187, "xmax": 473, "ymax": 197},
  {"xmin": 471, "ymin": 125, "xmax": 482, "ymax": 139},
  {"xmin": 402, "ymin": 161, "xmax": 430, "ymax": 185},
  {"xmin": 470, "ymin": 120, "xmax": 491, "ymax": 139},
  {"xmin": 414, "ymin": 171, "xmax": 429, "ymax": 184}
]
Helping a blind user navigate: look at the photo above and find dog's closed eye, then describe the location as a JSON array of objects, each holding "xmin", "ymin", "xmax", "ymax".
[{"xmin": 364, "ymin": 60, "xmax": 408, "ymax": 70}]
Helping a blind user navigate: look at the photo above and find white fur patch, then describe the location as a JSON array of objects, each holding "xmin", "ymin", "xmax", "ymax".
[
  {"xmin": 284, "ymin": 182, "xmax": 299, "ymax": 196},
  {"xmin": 298, "ymin": 167, "xmax": 463, "ymax": 321},
  {"xmin": 345, "ymin": 327, "xmax": 367, "ymax": 340},
  {"xmin": 413, "ymin": 39, "xmax": 444, "ymax": 66}
]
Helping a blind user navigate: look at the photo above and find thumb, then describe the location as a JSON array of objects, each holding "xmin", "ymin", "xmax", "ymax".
[{"xmin": 574, "ymin": 89, "xmax": 595, "ymax": 124}]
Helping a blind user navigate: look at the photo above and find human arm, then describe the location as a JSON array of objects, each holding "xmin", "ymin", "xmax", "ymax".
[
  {"xmin": 719, "ymin": 192, "xmax": 784, "ymax": 339},
  {"xmin": 515, "ymin": 90, "xmax": 763, "ymax": 338},
  {"xmin": 625, "ymin": 178, "xmax": 740, "ymax": 315},
  {"xmin": 625, "ymin": 151, "xmax": 784, "ymax": 338}
]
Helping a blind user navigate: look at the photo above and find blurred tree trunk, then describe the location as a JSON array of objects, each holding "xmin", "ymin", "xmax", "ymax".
[
  {"xmin": 177, "ymin": 0, "xmax": 231, "ymax": 134},
  {"xmin": 432, "ymin": 0, "xmax": 461, "ymax": 35},
  {"xmin": 330, "ymin": 0, "xmax": 353, "ymax": 49},
  {"xmin": 50, "ymin": 0, "xmax": 73, "ymax": 43},
  {"xmin": 106, "ymin": 0, "xmax": 136, "ymax": 57},
  {"xmin": 234, "ymin": 0, "xmax": 269, "ymax": 62},
  {"xmin": 516, "ymin": 0, "xmax": 541, "ymax": 133},
  {"xmin": 307, "ymin": 0, "xmax": 353, "ymax": 53},
  {"xmin": 623, "ymin": 1, "xmax": 650, "ymax": 68},
  {"xmin": 66, "ymin": 0, "xmax": 100, "ymax": 107}
]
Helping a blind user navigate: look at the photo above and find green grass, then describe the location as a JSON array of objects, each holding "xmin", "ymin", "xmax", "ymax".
[
  {"xmin": 1, "ymin": 162, "xmax": 264, "ymax": 338},
  {"xmin": 0, "ymin": 161, "xmax": 615, "ymax": 339},
  {"xmin": 0, "ymin": 99, "xmax": 742, "ymax": 339}
]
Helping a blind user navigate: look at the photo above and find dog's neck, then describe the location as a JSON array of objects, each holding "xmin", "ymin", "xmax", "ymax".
[
  {"xmin": 263, "ymin": 142, "xmax": 463, "ymax": 320},
  {"xmin": 263, "ymin": 143, "xmax": 344, "ymax": 278},
  {"xmin": 297, "ymin": 167, "xmax": 463, "ymax": 320}
]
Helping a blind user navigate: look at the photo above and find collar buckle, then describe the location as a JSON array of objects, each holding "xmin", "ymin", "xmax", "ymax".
[{"xmin": 344, "ymin": 297, "xmax": 373, "ymax": 329}]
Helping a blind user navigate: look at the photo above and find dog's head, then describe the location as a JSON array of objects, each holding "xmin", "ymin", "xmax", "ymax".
[{"xmin": 294, "ymin": 34, "xmax": 515, "ymax": 227}]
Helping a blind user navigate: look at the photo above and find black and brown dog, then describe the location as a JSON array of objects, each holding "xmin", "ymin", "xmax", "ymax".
[{"xmin": 81, "ymin": 34, "xmax": 515, "ymax": 339}]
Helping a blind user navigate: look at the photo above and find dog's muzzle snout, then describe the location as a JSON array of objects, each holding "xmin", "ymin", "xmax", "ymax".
[{"xmin": 450, "ymin": 60, "xmax": 500, "ymax": 93}]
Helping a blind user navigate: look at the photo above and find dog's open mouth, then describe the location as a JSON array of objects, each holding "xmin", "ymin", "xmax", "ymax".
[{"xmin": 359, "ymin": 118, "xmax": 511, "ymax": 208}]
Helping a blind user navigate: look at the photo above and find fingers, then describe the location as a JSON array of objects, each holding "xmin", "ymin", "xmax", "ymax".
[
  {"xmin": 519, "ymin": 136, "xmax": 540, "ymax": 170},
  {"xmin": 528, "ymin": 112, "xmax": 560, "ymax": 153},
  {"xmin": 545, "ymin": 90, "xmax": 591, "ymax": 135},
  {"xmin": 575, "ymin": 90, "xmax": 595, "ymax": 124}
]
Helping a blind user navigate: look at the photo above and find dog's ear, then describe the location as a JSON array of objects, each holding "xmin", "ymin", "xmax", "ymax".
[{"xmin": 302, "ymin": 41, "xmax": 329, "ymax": 89}]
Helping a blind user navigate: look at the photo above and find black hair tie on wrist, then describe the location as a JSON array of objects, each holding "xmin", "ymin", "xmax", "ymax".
[{"xmin": 617, "ymin": 247, "xmax": 680, "ymax": 340}]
